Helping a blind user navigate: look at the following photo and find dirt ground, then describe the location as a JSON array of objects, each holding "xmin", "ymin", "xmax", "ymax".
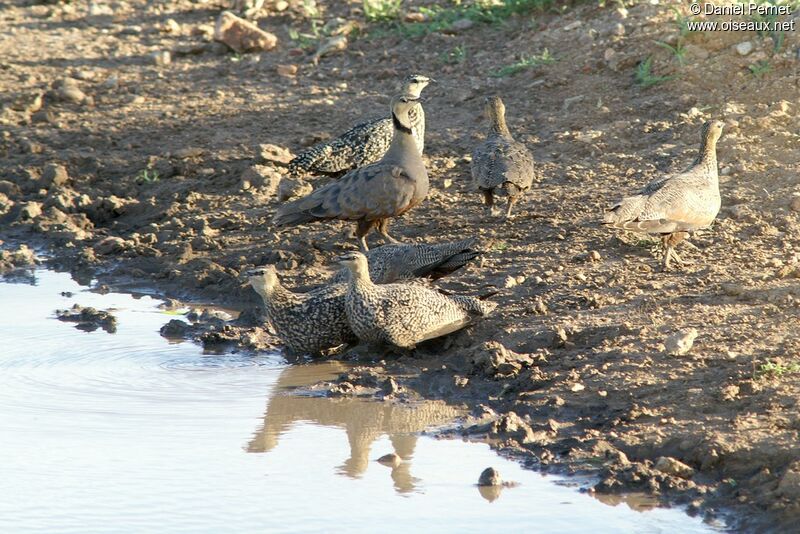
[{"xmin": 2, "ymin": 0, "xmax": 800, "ymax": 531}]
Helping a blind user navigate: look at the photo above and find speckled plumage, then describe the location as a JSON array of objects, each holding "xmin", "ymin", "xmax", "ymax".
[
  {"xmin": 273, "ymin": 95, "xmax": 429, "ymax": 252},
  {"xmin": 248, "ymin": 266, "xmax": 355, "ymax": 355},
  {"xmin": 471, "ymin": 96, "xmax": 535, "ymax": 218},
  {"xmin": 340, "ymin": 252, "xmax": 496, "ymax": 349},
  {"xmin": 328, "ymin": 238, "xmax": 481, "ymax": 284},
  {"xmin": 287, "ymin": 75, "xmax": 431, "ymax": 177},
  {"xmin": 603, "ymin": 120, "xmax": 725, "ymax": 269}
]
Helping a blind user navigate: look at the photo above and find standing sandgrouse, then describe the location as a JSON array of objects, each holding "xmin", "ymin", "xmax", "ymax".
[
  {"xmin": 287, "ymin": 74, "xmax": 432, "ymax": 177},
  {"xmin": 273, "ymin": 95, "xmax": 429, "ymax": 252},
  {"xmin": 603, "ymin": 120, "xmax": 725, "ymax": 270},
  {"xmin": 471, "ymin": 96, "xmax": 535, "ymax": 219},
  {"xmin": 339, "ymin": 251, "xmax": 495, "ymax": 349}
]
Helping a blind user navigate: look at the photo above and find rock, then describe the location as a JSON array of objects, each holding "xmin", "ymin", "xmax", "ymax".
[
  {"xmin": 173, "ymin": 147, "xmax": 204, "ymax": 159},
  {"xmin": 492, "ymin": 412, "xmax": 535, "ymax": 443},
  {"xmin": 214, "ymin": 11, "xmax": 277, "ymax": 53},
  {"xmin": 778, "ymin": 461, "xmax": 800, "ymax": 499},
  {"xmin": 162, "ymin": 18, "xmax": 181, "ymax": 34},
  {"xmin": 56, "ymin": 304, "xmax": 117, "ymax": 333},
  {"xmin": 160, "ymin": 319, "xmax": 192, "ymax": 339},
  {"xmin": 87, "ymin": 1, "xmax": 113, "ymax": 16},
  {"xmin": 18, "ymin": 201, "xmax": 43, "ymax": 221},
  {"xmin": 259, "ymin": 143, "xmax": 293, "ymax": 165},
  {"xmin": 790, "ymin": 195, "xmax": 800, "ymax": 212},
  {"xmin": 448, "ymin": 18, "xmax": 474, "ymax": 32},
  {"xmin": 0, "ymin": 245, "xmax": 37, "ymax": 271},
  {"xmin": 655, "ymin": 456, "xmax": 695, "ymax": 479},
  {"xmin": 377, "ymin": 453, "xmax": 402, "ymax": 467},
  {"xmin": 276, "ymin": 64, "xmax": 297, "ymax": 77},
  {"xmin": 478, "ymin": 467, "xmax": 502, "ymax": 486},
  {"xmin": 41, "ymin": 163, "xmax": 69, "ymax": 188},
  {"xmin": 240, "ymin": 165, "xmax": 281, "ymax": 195},
  {"xmin": 735, "ymin": 41, "xmax": 753, "ymax": 56},
  {"xmin": 278, "ymin": 177, "xmax": 312, "ymax": 201},
  {"xmin": 56, "ymin": 86, "xmax": 86, "ymax": 104},
  {"xmin": 664, "ymin": 328, "xmax": 698, "ymax": 356},
  {"xmin": 93, "ymin": 236, "xmax": 127, "ymax": 255},
  {"xmin": 149, "ymin": 50, "xmax": 172, "ymax": 66}
]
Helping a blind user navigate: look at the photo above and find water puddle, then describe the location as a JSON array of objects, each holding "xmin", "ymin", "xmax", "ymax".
[{"xmin": 0, "ymin": 269, "xmax": 723, "ymax": 533}]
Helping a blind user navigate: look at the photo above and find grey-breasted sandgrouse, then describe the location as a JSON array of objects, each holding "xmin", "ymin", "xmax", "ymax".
[{"xmin": 273, "ymin": 95, "xmax": 429, "ymax": 252}]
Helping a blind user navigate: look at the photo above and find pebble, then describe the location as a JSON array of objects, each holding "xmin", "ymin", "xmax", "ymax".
[
  {"xmin": 214, "ymin": 11, "xmax": 277, "ymax": 53},
  {"xmin": 52, "ymin": 79, "xmax": 86, "ymax": 104},
  {"xmin": 664, "ymin": 328, "xmax": 698, "ymax": 356},
  {"xmin": 735, "ymin": 41, "xmax": 753, "ymax": 56},
  {"xmin": 19, "ymin": 201, "xmax": 43, "ymax": 220},
  {"xmin": 241, "ymin": 165, "xmax": 281, "ymax": 195},
  {"xmin": 790, "ymin": 195, "xmax": 800, "ymax": 212},
  {"xmin": 149, "ymin": 51, "xmax": 172, "ymax": 66},
  {"xmin": 259, "ymin": 143, "xmax": 293, "ymax": 165},
  {"xmin": 376, "ymin": 453, "xmax": 403, "ymax": 469},
  {"xmin": 41, "ymin": 163, "xmax": 69, "ymax": 188},
  {"xmin": 276, "ymin": 64, "xmax": 297, "ymax": 77},
  {"xmin": 278, "ymin": 177, "xmax": 312, "ymax": 201},
  {"xmin": 655, "ymin": 456, "xmax": 695, "ymax": 479},
  {"xmin": 162, "ymin": 18, "xmax": 181, "ymax": 34},
  {"xmin": 478, "ymin": 467, "xmax": 502, "ymax": 486},
  {"xmin": 448, "ymin": 18, "xmax": 474, "ymax": 32}
]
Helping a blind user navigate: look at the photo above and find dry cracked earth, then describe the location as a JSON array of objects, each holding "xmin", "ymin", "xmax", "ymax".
[{"xmin": 2, "ymin": 0, "xmax": 800, "ymax": 531}]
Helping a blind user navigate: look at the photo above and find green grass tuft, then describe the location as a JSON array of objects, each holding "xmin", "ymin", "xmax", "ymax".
[
  {"xmin": 363, "ymin": 0, "xmax": 403, "ymax": 23},
  {"xmin": 758, "ymin": 361, "xmax": 800, "ymax": 378},
  {"xmin": 490, "ymin": 49, "xmax": 555, "ymax": 77},
  {"xmin": 748, "ymin": 60, "xmax": 772, "ymax": 78},
  {"xmin": 634, "ymin": 57, "xmax": 675, "ymax": 88}
]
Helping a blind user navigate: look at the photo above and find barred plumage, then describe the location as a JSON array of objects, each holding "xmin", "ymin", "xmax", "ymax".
[
  {"xmin": 328, "ymin": 237, "xmax": 481, "ymax": 284},
  {"xmin": 287, "ymin": 74, "xmax": 431, "ymax": 177},
  {"xmin": 339, "ymin": 252, "xmax": 496, "ymax": 349},
  {"xmin": 603, "ymin": 120, "xmax": 725, "ymax": 270},
  {"xmin": 471, "ymin": 96, "xmax": 535, "ymax": 219},
  {"xmin": 274, "ymin": 95, "xmax": 429, "ymax": 252}
]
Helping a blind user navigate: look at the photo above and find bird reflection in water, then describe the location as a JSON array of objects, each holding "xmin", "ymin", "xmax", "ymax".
[{"xmin": 246, "ymin": 361, "xmax": 462, "ymax": 495}]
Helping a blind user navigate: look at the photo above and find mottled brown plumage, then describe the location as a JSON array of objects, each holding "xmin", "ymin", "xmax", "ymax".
[
  {"xmin": 471, "ymin": 96, "xmax": 535, "ymax": 219},
  {"xmin": 247, "ymin": 266, "xmax": 355, "ymax": 355},
  {"xmin": 339, "ymin": 252, "xmax": 496, "ymax": 349},
  {"xmin": 273, "ymin": 95, "xmax": 429, "ymax": 252},
  {"xmin": 603, "ymin": 120, "xmax": 725, "ymax": 270}
]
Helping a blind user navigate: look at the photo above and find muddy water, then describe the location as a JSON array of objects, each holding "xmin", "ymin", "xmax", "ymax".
[{"xmin": 0, "ymin": 269, "xmax": 721, "ymax": 533}]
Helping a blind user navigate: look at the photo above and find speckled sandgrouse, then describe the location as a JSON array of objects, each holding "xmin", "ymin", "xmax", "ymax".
[
  {"xmin": 288, "ymin": 74, "xmax": 432, "ymax": 177},
  {"xmin": 603, "ymin": 120, "xmax": 725, "ymax": 270},
  {"xmin": 471, "ymin": 96, "xmax": 535, "ymax": 219},
  {"xmin": 339, "ymin": 251, "xmax": 495, "ymax": 349},
  {"xmin": 247, "ymin": 266, "xmax": 355, "ymax": 355},
  {"xmin": 273, "ymin": 95, "xmax": 429, "ymax": 252}
]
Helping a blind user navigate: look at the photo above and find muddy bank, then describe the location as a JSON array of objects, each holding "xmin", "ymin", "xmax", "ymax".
[{"xmin": 2, "ymin": 1, "xmax": 800, "ymax": 531}]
